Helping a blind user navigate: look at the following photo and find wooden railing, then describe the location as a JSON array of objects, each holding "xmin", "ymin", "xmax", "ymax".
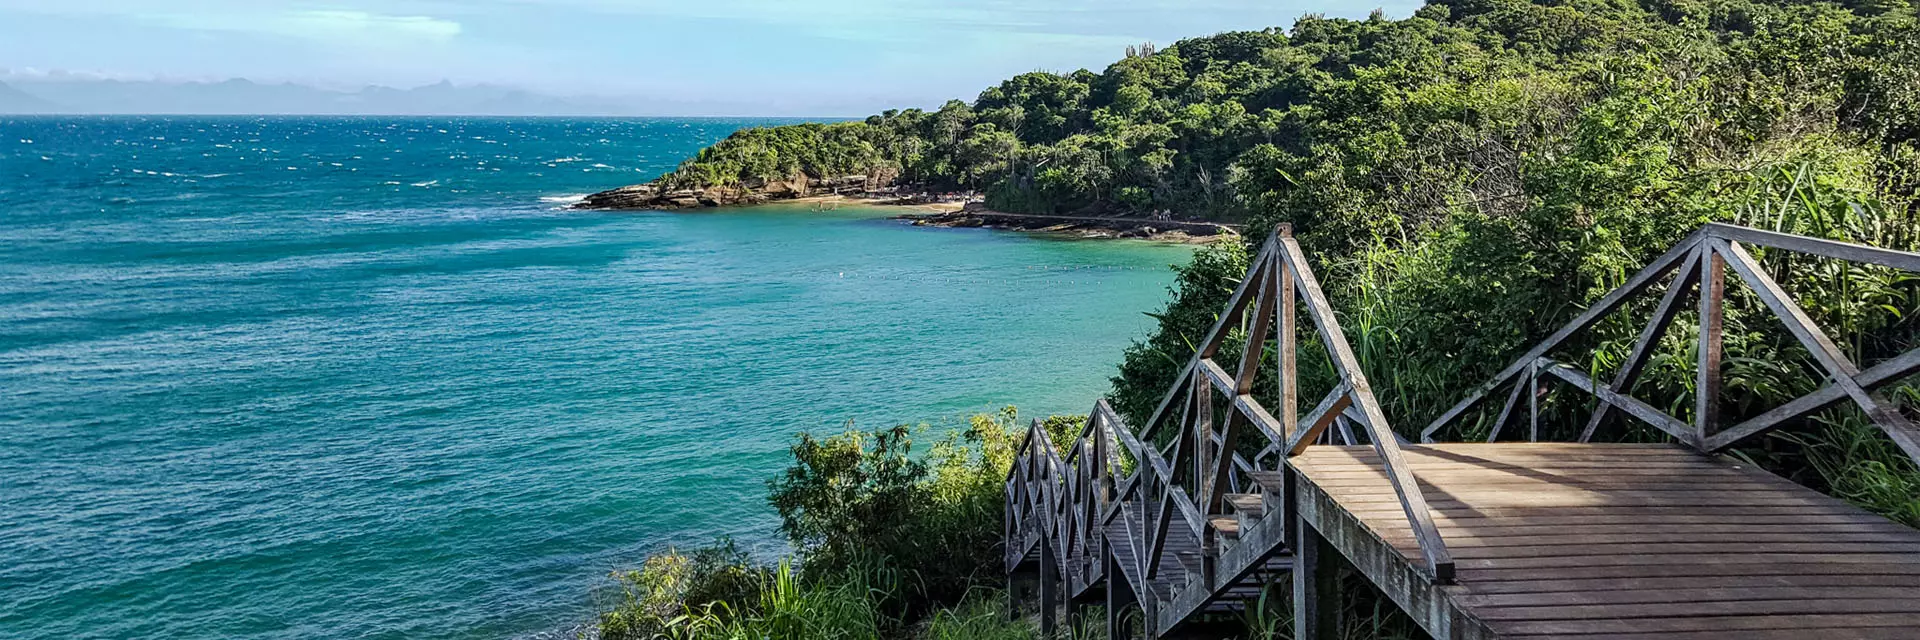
[
  {"xmin": 1008, "ymin": 224, "xmax": 1456, "ymax": 601},
  {"xmin": 1007, "ymin": 222, "xmax": 1917, "ymax": 633},
  {"xmin": 1420, "ymin": 223, "xmax": 1920, "ymax": 466}
]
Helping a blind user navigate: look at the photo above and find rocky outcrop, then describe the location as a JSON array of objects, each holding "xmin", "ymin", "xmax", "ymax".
[
  {"xmin": 574, "ymin": 174, "xmax": 894, "ymax": 210},
  {"xmin": 898, "ymin": 207, "xmax": 1239, "ymax": 243}
]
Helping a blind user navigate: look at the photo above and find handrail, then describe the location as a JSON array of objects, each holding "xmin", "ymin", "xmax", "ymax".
[
  {"xmin": 1419, "ymin": 223, "xmax": 1920, "ymax": 468},
  {"xmin": 1007, "ymin": 223, "xmax": 1458, "ymax": 596}
]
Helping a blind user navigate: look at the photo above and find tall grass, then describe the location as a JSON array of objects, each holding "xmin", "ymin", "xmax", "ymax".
[
  {"xmin": 915, "ymin": 590, "xmax": 1036, "ymax": 640},
  {"xmin": 597, "ymin": 559, "xmax": 884, "ymax": 640}
]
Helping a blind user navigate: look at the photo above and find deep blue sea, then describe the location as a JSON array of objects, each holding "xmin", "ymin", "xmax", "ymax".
[{"xmin": 0, "ymin": 117, "xmax": 1191, "ymax": 639}]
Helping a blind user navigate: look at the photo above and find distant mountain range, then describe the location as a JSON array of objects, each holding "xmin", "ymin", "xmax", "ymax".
[
  {"xmin": 0, "ymin": 79, "xmax": 63, "ymax": 112},
  {"xmin": 0, "ymin": 77, "xmax": 680, "ymax": 116}
]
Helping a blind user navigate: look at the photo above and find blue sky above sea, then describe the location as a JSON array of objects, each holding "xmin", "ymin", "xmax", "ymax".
[{"xmin": 0, "ymin": 0, "xmax": 1420, "ymax": 116}]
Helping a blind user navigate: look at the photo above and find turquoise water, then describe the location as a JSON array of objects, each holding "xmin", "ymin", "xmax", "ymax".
[{"xmin": 0, "ymin": 117, "xmax": 1191, "ymax": 639}]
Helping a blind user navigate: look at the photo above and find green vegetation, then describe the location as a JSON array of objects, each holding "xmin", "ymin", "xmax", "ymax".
[
  {"xmin": 600, "ymin": 1, "xmax": 1920, "ymax": 637},
  {"xmin": 593, "ymin": 410, "xmax": 1042, "ymax": 640}
]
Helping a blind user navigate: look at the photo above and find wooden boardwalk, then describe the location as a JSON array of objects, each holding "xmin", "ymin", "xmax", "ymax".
[
  {"xmin": 1005, "ymin": 224, "xmax": 1920, "ymax": 639},
  {"xmin": 1291, "ymin": 443, "xmax": 1920, "ymax": 639}
]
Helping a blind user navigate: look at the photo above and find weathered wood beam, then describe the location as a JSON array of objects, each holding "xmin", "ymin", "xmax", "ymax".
[
  {"xmin": 1040, "ymin": 534, "xmax": 1058, "ymax": 637},
  {"xmin": 1697, "ymin": 245, "xmax": 1726, "ymax": 441},
  {"xmin": 1536, "ymin": 358, "xmax": 1699, "ymax": 447},
  {"xmin": 1527, "ymin": 363, "xmax": 1541, "ymax": 442},
  {"xmin": 1704, "ymin": 222, "xmax": 1920, "ymax": 272},
  {"xmin": 1421, "ymin": 232, "xmax": 1705, "ymax": 440},
  {"xmin": 1718, "ymin": 239, "xmax": 1920, "ymax": 465},
  {"xmin": 1581, "ymin": 252, "xmax": 1701, "ymax": 442},
  {"xmin": 1169, "ymin": 487, "xmax": 1207, "ymax": 540},
  {"xmin": 1105, "ymin": 549, "xmax": 1128, "ymax": 640},
  {"xmin": 1204, "ymin": 412, "xmax": 1245, "ymax": 515},
  {"xmin": 1487, "ymin": 374, "xmax": 1527, "ymax": 443},
  {"xmin": 1191, "ymin": 369, "xmax": 1212, "ymax": 493},
  {"xmin": 1278, "ymin": 248, "xmax": 1299, "ymax": 443},
  {"xmin": 1102, "ymin": 401, "xmax": 1147, "ymax": 457},
  {"xmin": 1231, "ymin": 394, "xmax": 1288, "ymax": 447},
  {"xmin": 1343, "ymin": 404, "xmax": 1456, "ymax": 582},
  {"xmin": 1236, "ymin": 262, "xmax": 1278, "ymax": 393},
  {"xmin": 1336, "ymin": 414, "xmax": 1359, "ymax": 446},
  {"xmin": 1705, "ymin": 347, "xmax": 1920, "ymax": 451},
  {"xmin": 1287, "ymin": 384, "xmax": 1352, "ymax": 454},
  {"xmin": 1146, "ymin": 487, "xmax": 1173, "ymax": 580},
  {"xmin": 1293, "ymin": 510, "xmax": 1340, "ymax": 640},
  {"xmin": 1198, "ymin": 358, "xmax": 1236, "ymax": 397}
]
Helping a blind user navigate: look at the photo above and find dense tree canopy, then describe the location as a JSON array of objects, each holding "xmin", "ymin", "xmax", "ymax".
[{"xmin": 654, "ymin": 0, "xmax": 1917, "ymax": 228}]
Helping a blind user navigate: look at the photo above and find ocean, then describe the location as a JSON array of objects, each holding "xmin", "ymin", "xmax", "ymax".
[{"xmin": 0, "ymin": 116, "xmax": 1191, "ymax": 638}]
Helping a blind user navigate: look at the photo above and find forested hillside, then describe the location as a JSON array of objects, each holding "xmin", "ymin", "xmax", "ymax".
[{"xmin": 649, "ymin": 0, "xmax": 1917, "ymax": 222}]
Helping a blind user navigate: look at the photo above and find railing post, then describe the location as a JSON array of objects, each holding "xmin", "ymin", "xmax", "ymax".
[
  {"xmin": 1105, "ymin": 547, "xmax": 1129, "ymax": 640},
  {"xmin": 1696, "ymin": 243, "xmax": 1726, "ymax": 441},
  {"xmin": 1527, "ymin": 360, "xmax": 1541, "ymax": 442},
  {"xmin": 1278, "ymin": 245, "xmax": 1297, "ymax": 447},
  {"xmin": 1040, "ymin": 534, "xmax": 1058, "ymax": 636},
  {"xmin": 1292, "ymin": 507, "xmax": 1339, "ymax": 640},
  {"xmin": 1192, "ymin": 369, "xmax": 1211, "ymax": 494}
]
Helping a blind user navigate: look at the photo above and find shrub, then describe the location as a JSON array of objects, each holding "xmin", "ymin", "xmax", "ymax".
[
  {"xmin": 596, "ymin": 410, "xmax": 1036, "ymax": 639},
  {"xmin": 766, "ymin": 409, "xmax": 1024, "ymax": 621}
]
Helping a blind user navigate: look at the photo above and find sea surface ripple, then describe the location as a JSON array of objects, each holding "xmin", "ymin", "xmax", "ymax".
[{"xmin": 0, "ymin": 116, "xmax": 1190, "ymax": 639}]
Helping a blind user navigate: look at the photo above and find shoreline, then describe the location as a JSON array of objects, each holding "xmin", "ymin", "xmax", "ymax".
[
  {"xmin": 893, "ymin": 207, "xmax": 1236, "ymax": 245},
  {"xmin": 578, "ymin": 192, "xmax": 1231, "ymax": 245},
  {"xmin": 570, "ymin": 178, "xmax": 1233, "ymax": 244}
]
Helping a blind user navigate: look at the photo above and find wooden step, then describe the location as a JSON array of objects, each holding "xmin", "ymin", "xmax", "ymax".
[
  {"xmin": 1210, "ymin": 516, "xmax": 1242, "ymax": 539},
  {"xmin": 1249, "ymin": 470, "xmax": 1286, "ymax": 493},
  {"xmin": 1175, "ymin": 550, "xmax": 1206, "ymax": 573},
  {"xmin": 1226, "ymin": 492, "xmax": 1266, "ymax": 517}
]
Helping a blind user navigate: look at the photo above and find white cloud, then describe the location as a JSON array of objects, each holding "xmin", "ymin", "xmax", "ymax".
[
  {"xmin": 0, "ymin": 3, "xmax": 463, "ymax": 46},
  {"xmin": 153, "ymin": 9, "xmax": 463, "ymax": 45},
  {"xmin": 284, "ymin": 10, "xmax": 462, "ymax": 41}
]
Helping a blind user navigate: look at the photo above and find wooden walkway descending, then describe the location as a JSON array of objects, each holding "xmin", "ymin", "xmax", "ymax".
[{"xmin": 1005, "ymin": 223, "xmax": 1920, "ymax": 640}]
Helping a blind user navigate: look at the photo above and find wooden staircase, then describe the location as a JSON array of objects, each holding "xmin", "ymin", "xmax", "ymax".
[{"xmin": 1005, "ymin": 223, "xmax": 1445, "ymax": 637}]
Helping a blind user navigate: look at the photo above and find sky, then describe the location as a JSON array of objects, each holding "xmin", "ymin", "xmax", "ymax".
[{"xmin": 0, "ymin": 0, "xmax": 1420, "ymax": 115}]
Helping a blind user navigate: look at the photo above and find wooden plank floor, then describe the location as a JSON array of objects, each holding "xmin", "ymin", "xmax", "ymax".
[{"xmin": 1288, "ymin": 443, "xmax": 1920, "ymax": 640}]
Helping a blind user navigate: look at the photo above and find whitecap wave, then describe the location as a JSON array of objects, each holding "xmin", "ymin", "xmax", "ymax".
[{"xmin": 540, "ymin": 194, "xmax": 588, "ymax": 204}]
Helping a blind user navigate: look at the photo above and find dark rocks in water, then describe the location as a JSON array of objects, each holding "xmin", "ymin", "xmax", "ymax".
[
  {"xmin": 900, "ymin": 210, "xmax": 1237, "ymax": 243},
  {"xmin": 575, "ymin": 184, "xmax": 659, "ymax": 209},
  {"xmin": 573, "ymin": 173, "xmax": 895, "ymax": 210}
]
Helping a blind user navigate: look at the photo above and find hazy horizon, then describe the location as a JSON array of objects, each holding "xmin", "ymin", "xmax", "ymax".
[{"xmin": 0, "ymin": 0, "xmax": 1418, "ymax": 116}]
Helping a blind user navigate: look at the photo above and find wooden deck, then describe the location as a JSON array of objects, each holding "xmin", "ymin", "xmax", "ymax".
[{"xmin": 1288, "ymin": 443, "xmax": 1920, "ymax": 639}]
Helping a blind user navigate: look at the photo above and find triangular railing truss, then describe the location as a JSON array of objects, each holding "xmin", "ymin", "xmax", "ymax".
[{"xmin": 1419, "ymin": 223, "xmax": 1920, "ymax": 463}]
